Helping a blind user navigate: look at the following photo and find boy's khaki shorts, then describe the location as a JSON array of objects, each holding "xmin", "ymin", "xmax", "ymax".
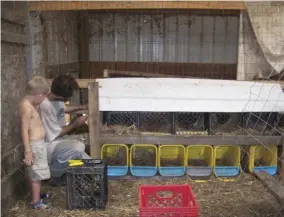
[{"xmin": 27, "ymin": 140, "xmax": 51, "ymax": 181}]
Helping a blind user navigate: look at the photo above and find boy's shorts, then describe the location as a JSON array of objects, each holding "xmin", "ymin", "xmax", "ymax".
[{"xmin": 27, "ymin": 140, "xmax": 50, "ymax": 181}]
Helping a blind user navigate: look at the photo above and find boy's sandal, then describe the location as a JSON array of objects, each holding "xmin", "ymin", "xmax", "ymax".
[
  {"xmin": 31, "ymin": 199, "xmax": 51, "ymax": 210},
  {"xmin": 40, "ymin": 192, "xmax": 52, "ymax": 199}
]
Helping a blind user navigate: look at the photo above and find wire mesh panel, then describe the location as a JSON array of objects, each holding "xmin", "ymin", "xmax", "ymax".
[
  {"xmin": 101, "ymin": 111, "xmax": 138, "ymax": 135},
  {"xmin": 139, "ymin": 112, "xmax": 172, "ymax": 135},
  {"xmin": 176, "ymin": 112, "xmax": 207, "ymax": 135}
]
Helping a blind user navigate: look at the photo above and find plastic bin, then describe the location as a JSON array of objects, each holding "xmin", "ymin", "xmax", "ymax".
[
  {"xmin": 214, "ymin": 145, "xmax": 241, "ymax": 178},
  {"xmin": 159, "ymin": 145, "xmax": 186, "ymax": 177},
  {"xmin": 187, "ymin": 145, "xmax": 213, "ymax": 181},
  {"xmin": 130, "ymin": 144, "xmax": 158, "ymax": 177},
  {"xmin": 248, "ymin": 145, "xmax": 277, "ymax": 176},
  {"xmin": 139, "ymin": 184, "xmax": 199, "ymax": 217},
  {"xmin": 101, "ymin": 144, "xmax": 129, "ymax": 176},
  {"xmin": 66, "ymin": 159, "xmax": 108, "ymax": 210}
]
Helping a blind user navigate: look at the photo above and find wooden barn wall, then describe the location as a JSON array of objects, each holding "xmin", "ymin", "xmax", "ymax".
[
  {"xmin": 87, "ymin": 10, "xmax": 239, "ymax": 79},
  {"xmin": 1, "ymin": 1, "xmax": 30, "ymax": 215},
  {"xmin": 40, "ymin": 11, "xmax": 79, "ymax": 78}
]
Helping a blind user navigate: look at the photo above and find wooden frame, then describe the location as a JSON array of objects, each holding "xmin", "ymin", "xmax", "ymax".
[
  {"xmin": 48, "ymin": 78, "xmax": 284, "ymax": 89},
  {"xmin": 86, "ymin": 81, "xmax": 283, "ymax": 153},
  {"xmin": 88, "ymin": 81, "xmax": 100, "ymax": 158},
  {"xmin": 103, "ymin": 69, "xmax": 191, "ymax": 78},
  {"xmin": 29, "ymin": 1, "xmax": 246, "ymax": 11}
]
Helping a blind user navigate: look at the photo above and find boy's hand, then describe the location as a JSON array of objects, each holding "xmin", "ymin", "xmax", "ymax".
[
  {"xmin": 73, "ymin": 116, "xmax": 88, "ymax": 128},
  {"xmin": 23, "ymin": 151, "xmax": 33, "ymax": 166}
]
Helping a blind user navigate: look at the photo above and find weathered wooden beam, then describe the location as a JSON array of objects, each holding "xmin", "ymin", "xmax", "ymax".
[
  {"xmin": 29, "ymin": 1, "xmax": 246, "ymax": 11},
  {"xmin": 46, "ymin": 62, "xmax": 80, "ymax": 78},
  {"xmin": 88, "ymin": 81, "xmax": 100, "ymax": 159},
  {"xmin": 281, "ymin": 136, "xmax": 284, "ymax": 185},
  {"xmin": 79, "ymin": 12, "xmax": 89, "ymax": 79},
  {"xmin": 1, "ymin": 10, "xmax": 26, "ymax": 25},
  {"xmin": 103, "ymin": 69, "xmax": 184, "ymax": 78},
  {"xmin": 254, "ymin": 171, "xmax": 284, "ymax": 210},
  {"xmin": 1, "ymin": 31, "xmax": 28, "ymax": 45},
  {"xmin": 99, "ymin": 135, "xmax": 282, "ymax": 146},
  {"xmin": 47, "ymin": 78, "xmax": 284, "ymax": 89}
]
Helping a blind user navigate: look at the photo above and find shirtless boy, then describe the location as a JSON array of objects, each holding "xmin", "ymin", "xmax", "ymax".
[{"xmin": 18, "ymin": 76, "xmax": 51, "ymax": 209}]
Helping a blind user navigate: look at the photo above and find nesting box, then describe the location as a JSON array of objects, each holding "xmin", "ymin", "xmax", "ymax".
[
  {"xmin": 158, "ymin": 145, "xmax": 186, "ymax": 177},
  {"xmin": 248, "ymin": 145, "xmax": 277, "ymax": 176},
  {"xmin": 66, "ymin": 159, "xmax": 108, "ymax": 210},
  {"xmin": 214, "ymin": 145, "xmax": 241, "ymax": 178},
  {"xmin": 187, "ymin": 145, "xmax": 213, "ymax": 181},
  {"xmin": 101, "ymin": 144, "xmax": 129, "ymax": 176},
  {"xmin": 130, "ymin": 144, "xmax": 158, "ymax": 177}
]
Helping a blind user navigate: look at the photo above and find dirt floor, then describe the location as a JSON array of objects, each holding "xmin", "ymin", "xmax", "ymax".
[{"xmin": 6, "ymin": 174, "xmax": 284, "ymax": 217}]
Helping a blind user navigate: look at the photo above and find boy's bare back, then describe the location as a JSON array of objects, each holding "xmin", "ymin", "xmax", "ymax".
[{"xmin": 19, "ymin": 98, "xmax": 45, "ymax": 141}]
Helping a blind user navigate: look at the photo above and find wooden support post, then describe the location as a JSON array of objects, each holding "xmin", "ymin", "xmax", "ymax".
[
  {"xmin": 88, "ymin": 81, "xmax": 100, "ymax": 159},
  {"xmin": 254, "ymin": 171, "xmax": 284, "ymax": 210},
  {"xmin": 281, "ymin": 136, "xmax": 284, "ymax": 184}
]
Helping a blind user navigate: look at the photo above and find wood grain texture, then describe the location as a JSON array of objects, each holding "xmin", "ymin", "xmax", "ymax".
[{"xmin": 29, "ymin": 1, "xmax": 245, "ymax": 11}]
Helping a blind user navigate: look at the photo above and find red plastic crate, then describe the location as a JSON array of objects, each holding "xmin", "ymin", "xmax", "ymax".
[{"xmin": 139, "ymin": 184, "xmax": 199, "ymax": 217}]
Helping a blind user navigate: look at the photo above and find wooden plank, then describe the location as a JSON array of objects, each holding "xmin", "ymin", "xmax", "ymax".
[
  {"xmin": 1, "ymin": 10, "xmax": 26, "ymax": 25},
  {"xmin": 254, "ymin": 171, "xmax": 284, "ymax": 210},
  {"xmin": 46, "ymin": 62, "xmax": 80, "ymax": 78},
  {"xmin": 99, "ymin": 135, "xmax": 282, "ymax": 146},
  {"xmin": 88, "ymin": 81, "xmax": 100, "ymax": 159},
  {"xmin": 1, "ymin": 31, "xmax": 28, "ymax": 45},
  {"xmin": 89, "ymin": 61, "xmax": 238, "ymax": 80},
  {"xmin": 104, "ymin": 69, "xmax": 185, "ymax": 78},
  {"xmin": 47, "ymin": 78, "xmax": 284, "ymax": 89},
  {"xmin": 29, "ymin": 1, "xmax": 246, "ymax": 11},
  {"xmin": 79, "ymin": 12, "xmax": 89, "ymax": 79}
]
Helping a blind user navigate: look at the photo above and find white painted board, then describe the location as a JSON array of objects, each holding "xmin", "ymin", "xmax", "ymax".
[{"xmin": 95, "ymin": 78, "xmax": 284, "ymax": 113}]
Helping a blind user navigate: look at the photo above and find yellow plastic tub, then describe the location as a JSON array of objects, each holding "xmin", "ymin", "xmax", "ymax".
[
  {"xmin": 214, "ymin": 145, "xmax": 241, "ymax": 178},
  {"xmin": 158, "ymin": 145, "xmax": 186, "ymax": 177},
  {"xmin": 130, "ymin": 144, "xmax": 158, "ymax": 177},
  {"xmin": 187, "ymin": 145, "xmax": 213, "ymax": 180},
  {"xmin": 248, "ymin": 145, "xmax": 277, "ymax": 176},
  {"xmin": 101, "ymin": 144, "xmax": 129, "ymax": 176}
]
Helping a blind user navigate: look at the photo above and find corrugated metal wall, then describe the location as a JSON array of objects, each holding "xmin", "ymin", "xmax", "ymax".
[{"xmin": 89, "ymin": 12, "xmax": 239, "ymax": 64}]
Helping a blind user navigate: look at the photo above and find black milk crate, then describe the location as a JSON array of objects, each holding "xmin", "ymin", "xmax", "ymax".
[{"xmin": 66, "ymin": 159, "xmax": 108, "ymax": 210}]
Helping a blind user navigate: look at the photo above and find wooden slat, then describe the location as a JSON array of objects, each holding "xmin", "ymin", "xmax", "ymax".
[
  {"xmin": 99, "ymin": 135, "xmax": 282, "ymax": 146},
  {"xmin": 29, "ymin": 1, "xmax": 245, "ymax": 11},
  {"xmin": 88, "ymin": 81, "xmax": 100, "ymax": 159},
  {"xmin": 1, "ymin": 31, "xmax": 28, "ymax": 45},
  {"xmin": 1, "ymin": 10, "xmax": 26, "ymax": 25},
  {"xmin": 79, "ymin": 12, "xmax": 89, "ymax": 79},
  {"xmin": 104, "ymin": 69, "xmax": 185, "ymax": 78},
  {"xmin": 46, "ymin": 62, "xmax": 80, "ymax": 78},
  {"xmin": 89, "ymin": 61, "xmax": 238, "ymax": 80},
  {"xmin": 47, "ymin": 78, "xmax": 284, "ymax": 89},
  {"xmin": 254, "ymin": 171, "xmax": 284, "ymax": 210}
]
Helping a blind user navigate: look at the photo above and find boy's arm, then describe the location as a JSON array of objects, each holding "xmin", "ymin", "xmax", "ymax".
[
  {"xmin": 64, "ymin": 104, "xmax": 87, "ymax": 114},
  {"xmin": 19, "ymin": 104, "xmax": 32, "ymax": 153}
]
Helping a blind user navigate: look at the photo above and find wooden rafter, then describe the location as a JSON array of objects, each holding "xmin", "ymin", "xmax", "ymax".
[{"xmin": 29, "ymin": 1, "xmax": 245, "ymax": 11}]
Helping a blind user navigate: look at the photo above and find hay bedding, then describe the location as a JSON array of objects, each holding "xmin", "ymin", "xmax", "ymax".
[{"xmin": 7, "ymin": 174, "xmax": 282, "ymax": 217}]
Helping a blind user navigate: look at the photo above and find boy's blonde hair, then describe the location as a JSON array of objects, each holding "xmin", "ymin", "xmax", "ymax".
[{"xmin": 26, "ymin": 76, "xmax": 50, "ymax": 95}]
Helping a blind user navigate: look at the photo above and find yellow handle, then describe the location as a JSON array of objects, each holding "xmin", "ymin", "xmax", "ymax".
[
  {"xmin": 69, "ymin": 162, "xmax": 84, "ymax": 167},
  {"xmin": 68, "ymin": 160, "xmax": 82, "ymax": 164}
]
